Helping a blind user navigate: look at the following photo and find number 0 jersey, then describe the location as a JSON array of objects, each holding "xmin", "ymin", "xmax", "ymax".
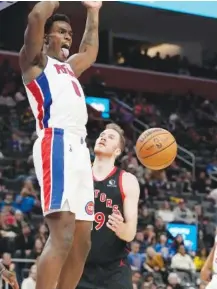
[
  {"xmin": 86, "ymin": 167, "xmax": 129, "ymax": 265},
  {"xmin": 23, "ymin": 56, "xmax": 88, "ymax": 137}
]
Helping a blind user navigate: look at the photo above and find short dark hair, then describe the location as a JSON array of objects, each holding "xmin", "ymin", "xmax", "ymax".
[
  {"xmin": 44, "ymin": 14, "xmax": 71, "ymax": 34},
  {"xmin": 105, "ymin": 123, "xmax": 125, "ymax": 152}
]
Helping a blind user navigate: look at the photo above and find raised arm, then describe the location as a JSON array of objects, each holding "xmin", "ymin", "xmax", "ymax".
[
  {"xmin": 107, "ymin": 172, "xmax": 140, "ymax": 242},
  {"xmin": 19, "ymin": 1, "xmax": 59, "ymax": 70},
  {"xmin": 200, "ymin": 244, "xmax": 215, "ymax": 283},
  {"xmin": 67, "ymin": 1, "xmax": 101, "ymax": 77}
]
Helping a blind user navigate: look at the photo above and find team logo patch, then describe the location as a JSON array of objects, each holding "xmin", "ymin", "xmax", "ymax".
[
  {"xmin": 85, "ymin": 201, "xmax": 94, "ymax": 215},
  {"xmin": 107, "ymin": 179, "xmax": 116, "ymax": 188}
]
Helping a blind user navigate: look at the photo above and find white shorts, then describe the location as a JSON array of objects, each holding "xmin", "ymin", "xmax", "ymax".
[{"xmin": 33, "ymin": 128, "xmax": 94, "ymax": 221}]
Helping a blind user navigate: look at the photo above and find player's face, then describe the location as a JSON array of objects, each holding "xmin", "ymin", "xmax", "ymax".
[
  {"xmin": 94, "ymin": 129, "xmax": 121, "ymax": 158},
  {"xmin": 46, "ymin": 21, "xmax": 72, "ymax": 62}
]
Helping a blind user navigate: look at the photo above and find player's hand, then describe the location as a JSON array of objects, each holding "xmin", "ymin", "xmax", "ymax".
[
  {"xmin": 2, "ymin": 270, "xmax": 19, "ymax": 289},
  {"xmin": 107, "ymin": 211, "xmax": 124, "ymax": 235},
  {"xmin": 200, "ymin": 268, "xmax": 211, "ymax": 282},
  {"xmin": 82, "ymin": 1, "xmax": 102, "ymax": 10}
]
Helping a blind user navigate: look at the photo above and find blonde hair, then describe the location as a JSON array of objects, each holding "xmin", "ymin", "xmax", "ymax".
[{"xmin": 105, "ymin": 123, "xmax": 125, "ymax": 152}]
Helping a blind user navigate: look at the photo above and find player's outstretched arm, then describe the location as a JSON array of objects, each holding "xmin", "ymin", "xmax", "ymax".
[
  {"xmin": 107, "ymin": 172, "xmax": 140, "ymax": 242},
  {"xmin": 67, "ymin": 1, "xmax": 102, "ymax": 77},
  {"xmin": 19, "ymin": 1, "xmax": 59, "ymax": 70},
  {"xmin": 200, "ymin": 244, "xmax": 215, "ymax": 283}
]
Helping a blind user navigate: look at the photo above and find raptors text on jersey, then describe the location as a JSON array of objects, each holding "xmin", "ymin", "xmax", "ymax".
[{"xmin": 87, "ymin": 167, "xmax": 129, "ymax": 264}]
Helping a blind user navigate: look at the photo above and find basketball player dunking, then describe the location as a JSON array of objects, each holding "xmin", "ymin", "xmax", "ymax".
[
  {"xmin": 201, "ymin": 233, "xmax": 217, "ymax": 289},
  {"xmin": 57, "ymin": 123, "xmax": 140, "ymax": 289},
  {"xmin": 19, "ymin": 2, "xmax": 101, "ymax": 289}
]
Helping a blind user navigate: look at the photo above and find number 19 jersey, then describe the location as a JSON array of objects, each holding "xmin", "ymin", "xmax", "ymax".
[{"xmin": 86, "ymin": 167, "xmax": 129, "ymax": 265}]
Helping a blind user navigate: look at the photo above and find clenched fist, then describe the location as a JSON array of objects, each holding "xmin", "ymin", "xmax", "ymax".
[{"xmin": 82, "ymin": 1, "xmax": 102, "ymax": 10}]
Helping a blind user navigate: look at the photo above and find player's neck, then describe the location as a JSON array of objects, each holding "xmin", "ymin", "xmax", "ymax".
[
  {"xmin": 43, "ymin": 46, "xmax": 63, "ymax": 62},
  {"xmin": 92, "ymin": 157, "xmax": 115, "ymax": 180}
]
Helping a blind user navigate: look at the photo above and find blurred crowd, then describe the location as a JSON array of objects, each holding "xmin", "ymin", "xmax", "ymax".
[
  {"xmin": 113, "ymin": 41, "xmax": 217, "ymax": 80},
  {"xmin": 0, "ymin": 55, "xmax": 217, "ymax": 289},
  {"xmin": 86, "ymin": 72, "xmax": 217, "ymax": 289}
]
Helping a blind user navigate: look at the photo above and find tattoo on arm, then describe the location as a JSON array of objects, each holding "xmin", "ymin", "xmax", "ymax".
[{"xmin": 79, "ymin": 10, "xmax": 99, "ymax": 53}]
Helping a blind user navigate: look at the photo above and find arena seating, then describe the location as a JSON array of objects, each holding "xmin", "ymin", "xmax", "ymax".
[{"xmin": 0, "ymin": 53, "xmax": 216, "ymax": 289}]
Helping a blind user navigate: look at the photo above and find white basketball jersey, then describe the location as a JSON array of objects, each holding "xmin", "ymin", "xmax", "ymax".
[
  {"xmin": 23, "ymin": 56, "xmax": 88, "ymax": 137},
  {"xmin": 213, "ymin": 235, "xmax": 217, "ymax": 273}
]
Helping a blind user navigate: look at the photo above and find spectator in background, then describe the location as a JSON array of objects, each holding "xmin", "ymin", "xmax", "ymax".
[
  {"xmin": 14, "ymin": 86, "xmax": 26, "ymax": 103},
  {"xmin": 169, "ymin": 112, "xmax": 179, "ymax": 132},
  {"xmin": 34, "ymin": 224, "xmax": 48, "ymax": 246},
  {"xmin": 194, "ymin": 205, "xmax": 204, "ymax": 223},
  {"xmin": 128, "ymin": 241, "xmax": 144, "ymax": 271},
  {"xmin": 1, "ymin": 193, "xmax": 16, "ymax": 210},
  {"xmin": 182, "ymin": 171, "xmax": 193, "ymax": 193},
  {"xmin": 14, "ymin": 210, "xmax": 26, "ymax": 232},
  {"xmin": 138, "ymin": 206, "xmax": 154, "ymax": 228},
  {"xmin": 194, "ymin": 247, "xmax": 208, "ymax": 272},
  {"xmin": 206, "ymin": 158, "xmax": 217, "ymax": 175},
  {"xmin": 142, "ymin": 272, "xmax": 155, "ymax": 289},
  {"xmin": 21, "ymin": 264, "xmax": 36, "ymax": 289},
  {"xmin": 173, "ymin": 199, "xmax": 196, "ymax": 224},
  {"xmin": 1, "ymin": 253, "xmax": 15, "ymax": 271},
  {"xmin": 133, "ymin": 98, "xmax": 144, "ymax": 118},
  {"xmin": 0, "ymin": 87, "xmax": 16, "ymax": 108},
  {"xmin": 156, "ymin": 201, "xmax": 175, "ymax": 223},
  {"xmin": 143, "ymin": 247, "xmax": 165, "ymax": 273},
  {"xmin": 20, "ymin": 107, "xmax": 34, "ymax": 125},
  {"xmin": 0, "ymin": 171, "xmax": 6, "ymax": 193},
  {"xmin": 134, "ymin": 231, "xmax": 146, "ymax": 253},
  {"xmin": 0, "ymin": 205, "xmax": 17, "ymax": 249},
  {"xmin": 144, "ymin": 225, "xmax": 156, "ymax": 247},
  {"xmin": 152, "ymin": 170, "xmax": 170, "ymax": 198},
  {"xmin": 15, "ymin": 223, "xmax": 34, "ymax": 258},
  {"xmin": 121, "ymin": 151, "xmax": 139, "ymax": 169},
  {"xmin": 132, "ymin": 271, "xmax": 142, "ymax": 289},
  {"xmin": 155, "ymin": 234, "xmax": 170, "ymax": 260},
  {"xmin": 27, "ymin": 238, "xmax": 44, "ymax": 260},
  {"xmin": 171, "ymin": 245, "xmax": 195, "ymax": 278},
  {"xmin": 207, "ymin": 188, "xmax": 217, "ymax": 208},
  {"xmin": 169, "ymin": 235, "xmax": 185, "ymax": 257},
  {"xmin": 15, "ymin": 179, "xmax": 40, "ymax": 215},
  {"xmin": 193, "ymin": 172, "xmax": 212, "ymax": 194},
  {"xmin": 0, "ymin": 253, "xmax": 16, "ymax": 289},
  {"xmin": 154, "ymin": 217, "xmax": 166, "ymax": 239},
  {"xmin": 166, "ymin": 272, "xmax": 183, "ymax": 289},
  {"xmin": 8, "ymin": 133, "xmax": 23, "ymax": 152}
]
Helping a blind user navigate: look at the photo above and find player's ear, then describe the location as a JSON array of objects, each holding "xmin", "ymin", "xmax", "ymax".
[
  {"xmin": 115, "ymin": 148, "xmax": 121, "ymax": 158},
  {"xmin": 44, "ymin": 34, "xmax": 49, "ymax": 45}
]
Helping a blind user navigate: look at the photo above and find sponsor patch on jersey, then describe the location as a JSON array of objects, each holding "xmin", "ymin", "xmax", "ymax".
[
  {"xmin": 107, "ymin": 179, "xmax": 117, "ymax": 188},
  {"xmin": 85, "ymin": 201, "xmax": 94, "ymax": 215}
]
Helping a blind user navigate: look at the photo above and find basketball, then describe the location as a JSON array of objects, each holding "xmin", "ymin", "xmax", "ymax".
[{"xmin": 135, "ymin": 128, "xmax": 177, "ymax": 170}]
